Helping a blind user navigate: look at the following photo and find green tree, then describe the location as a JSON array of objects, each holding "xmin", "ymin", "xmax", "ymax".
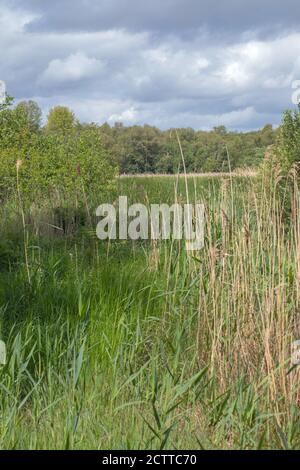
[
  {"xmin": 277, "ymin": 105, "xmax": 300, "ymax": 173},
  {"xmin": 213, "ymin": 125, "xmax": 227, "ymax": 136},
  {"xmin": 15, "ymin": 100, "xmax": 42, "ymax": 133},
  {"xmin": 0, "ymin": 96, "xmax": 34, "ymax": 152},
  {"xmin": 45, "ymin": 106, "xmax": 76, "ymax": 136}
]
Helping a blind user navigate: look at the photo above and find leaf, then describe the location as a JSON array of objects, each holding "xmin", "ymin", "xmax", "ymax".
[
  {"xmin": 74, "ymin": 341, "xmax": 86, "ymax": 388},
  {"xmin": 0, "ymin": 340, "xmax": 6, "ymax": 365},
  {"xmin": 172, "ymin": 365, "xmax": 208, "ymax": 404}
]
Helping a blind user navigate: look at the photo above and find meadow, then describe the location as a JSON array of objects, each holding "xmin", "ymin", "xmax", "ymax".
[{"xmin": 0, "ymin": 171, "xmax": 300, "ymax": 450}]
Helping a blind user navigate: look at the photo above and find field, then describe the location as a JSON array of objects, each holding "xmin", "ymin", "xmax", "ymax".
[{"xmin": 0, "ymin": 172, "xmax": 300, "ymax": 450}]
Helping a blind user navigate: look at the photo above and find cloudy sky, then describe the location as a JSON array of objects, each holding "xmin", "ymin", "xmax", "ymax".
[{"xmin": 1, "ymin": 0, "xmax": 300, "ymax": 130}]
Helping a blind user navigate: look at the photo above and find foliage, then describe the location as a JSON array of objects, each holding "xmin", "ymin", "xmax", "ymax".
[
  {"xmin": 1, "ymin": 95, "xmax": 278, "ymax": 186},
  {"xmin": 276, "ymin": 104, "xmax": 300, "ymax": 173},
  {"xmin": 0, "ymin": 100, "xmax": 116, "ymax": 205},
  {"xmin": 0, "ymin": 176, "xmax": 300, "ymax": 449},
  {"xmin": 260, "ymin": 105, "xmax": 300, "ymax": 215},
  {"xmin": 15, "ymin": 100, "xmax": 42, "ymax": 133},
  {"xmin": 1, "ymin": 92, "xmax": 300, "ymax": 450},
  {"xmin": 45, "ymin": 106, "xmax": 76, "ymax": 136},
  {"xmin": 97, "ymin": 122, "xmax": 277, "ymax": 174}
]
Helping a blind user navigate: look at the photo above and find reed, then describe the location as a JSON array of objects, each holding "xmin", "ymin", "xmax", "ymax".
[{"xmin": 0, "ymin": 172, "xmax": 299, "ymax": 449}]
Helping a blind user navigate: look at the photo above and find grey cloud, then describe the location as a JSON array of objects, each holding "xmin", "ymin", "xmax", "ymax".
[
  {"xmin": 1, "ymin": 0, "xmax": 300, "ymax": 130},
  {"xmin": 9, "ymin": 0, "xmax": 300, "ymax": 40}
]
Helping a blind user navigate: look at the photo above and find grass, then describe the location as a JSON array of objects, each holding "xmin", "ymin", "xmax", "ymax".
[
  {"xmin": 119, "ymin": 168, "xmax": 257, "ymax": 178},
  {"xmin": 0, "ymin": 172, "xmax": 300, "ymax": 449}
]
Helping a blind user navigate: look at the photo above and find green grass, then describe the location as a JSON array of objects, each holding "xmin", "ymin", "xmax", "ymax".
[{"xmin": 0, "ymin": 173, "xmax": 300, "ymax": 449}]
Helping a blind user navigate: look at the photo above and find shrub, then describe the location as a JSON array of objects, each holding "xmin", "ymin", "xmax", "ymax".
[{"xmin": 0, "ymin": 103, "xmax": 117, "ymax": 206}]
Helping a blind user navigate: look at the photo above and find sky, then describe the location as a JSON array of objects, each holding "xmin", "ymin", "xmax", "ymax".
[{"xmin": 1, "ymin": 0, "xmax": 300, "ymax": 130}]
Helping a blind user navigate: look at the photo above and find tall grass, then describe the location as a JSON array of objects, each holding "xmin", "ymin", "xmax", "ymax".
[{"xmin": 0, "ymin": 173, "xmax": 300, "ymax": 449}]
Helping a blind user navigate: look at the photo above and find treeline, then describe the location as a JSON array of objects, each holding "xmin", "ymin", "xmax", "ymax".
[
  {"xmin": 98, "ymin": 122, "xmax": 277, "ymax": 174},
  {"xmin": 0, "ymin": 97, "xmax": 278, "ymax": 193}
]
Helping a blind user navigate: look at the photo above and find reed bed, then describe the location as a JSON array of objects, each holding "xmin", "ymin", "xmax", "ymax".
[{"xmin": 0, "ymin": 172, "xmax": 299, "ymax": 449}]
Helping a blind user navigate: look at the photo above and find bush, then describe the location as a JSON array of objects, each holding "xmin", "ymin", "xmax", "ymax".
[
  {"xmin": 0, "ymin": 102, "xmax": 117, "ymax": 206},
  {"xmin": 277, "ymin": 104, "xmax": 300, "ymax": 173}
]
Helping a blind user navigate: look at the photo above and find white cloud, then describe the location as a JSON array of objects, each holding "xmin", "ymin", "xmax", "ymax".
[
  {"xmin": 108, "ymin": 106, "xmax": 138, "ymax": 123},
  {"xmin": 0, "ymin": 6, "xmax": 38, "ymax": 34},
  {"xmin": 40, "ymin": 52, "xmax": 104, "ymax": 84}
]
